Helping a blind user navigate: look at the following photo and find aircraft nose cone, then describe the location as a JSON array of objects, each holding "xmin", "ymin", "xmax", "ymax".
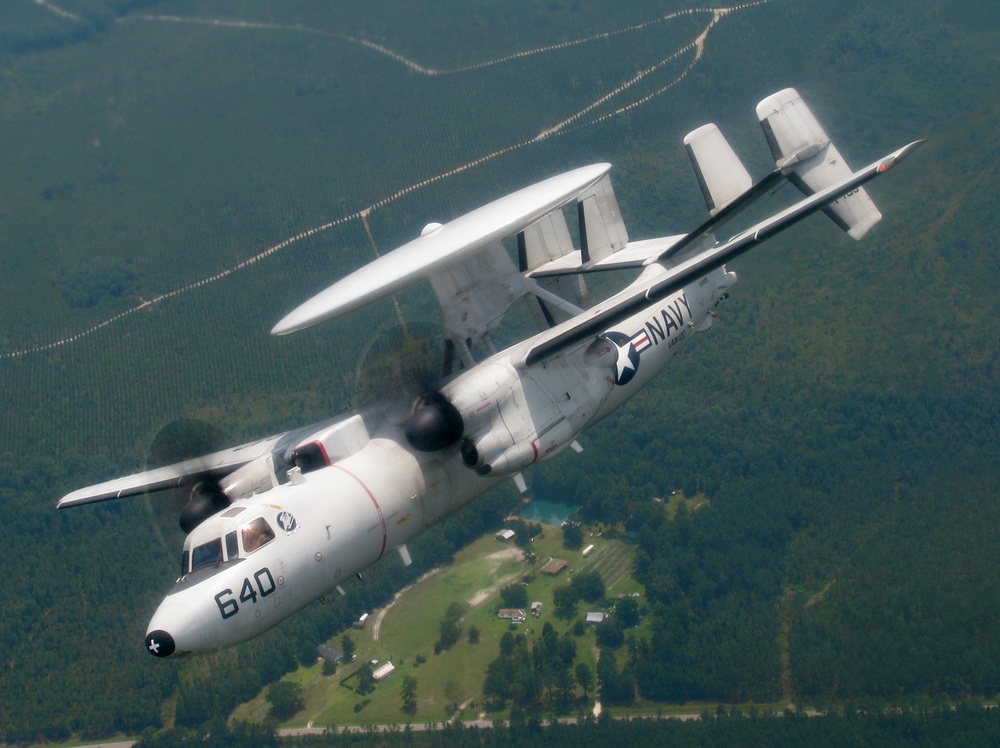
[{"xmin": 145, "ymin": 629, "xmax": 176, "ymax": 658}]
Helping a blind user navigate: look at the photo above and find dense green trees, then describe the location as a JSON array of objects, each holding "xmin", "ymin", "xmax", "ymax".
[
  {"xmin": 1, "ymin": 1, "xmax": 997, "ymax": 743},
  {"xmin": 596, "ymin": 648, "xmax": 635, "ymax": 705},
  {"xmin": 561, "ymin": 523, "xmax": 584, "ymax": 550},
  {"xmin": 207, "ymin": 706, "xmax": 999, "ymax": 747},
  {"xmin": 134, "ymin": 720, "xmax": 279, "ymax": 748},
  {"xmin": 552, "ymin": 586, "xmax": 579, "ymax": 618},
  {"xmin": 340, "ymin": 635, "xmax": 355, "ymax": 664},
  {"xmin": 499, "ymin": 583, "xmax": 527, "ymax": 610},
  {"xmin": 266, "ymin": 682, "xmax": 304, "ymax": 720},
  {"xmin": 400, "ymin": 675, "xmax": 418, "ymax": 715},
  {"xmin": 617, "ymin": 596, "xmax": 640, "ymax": 629},
  {"xmin": 570, "ymin": 571, "xmax": 605, "ymax": 603},
  {"xmin": 594, "ymin": 617, "xmax": 625, "ymax": 650},
  {"xmin": 483, "ymin": 624, "xmax": 579, "ymax": 711},
  {"xmin": 438, "ymin": 601, "xmax": 467, "ymax": 651}
]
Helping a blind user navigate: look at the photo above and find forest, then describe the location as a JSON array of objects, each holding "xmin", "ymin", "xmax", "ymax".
[
  {"xmin": 0, "ymin": 0, "xmax": 997, "ymax": 743},
  {"xmin": 131, "ymin": 706, "xmax": 1000, "ymax": 748}
]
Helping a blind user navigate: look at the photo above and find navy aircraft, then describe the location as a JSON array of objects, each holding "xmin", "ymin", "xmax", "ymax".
[{"xmin": 58, "ymin": 89, "xmax": 922, "ymax": 658}]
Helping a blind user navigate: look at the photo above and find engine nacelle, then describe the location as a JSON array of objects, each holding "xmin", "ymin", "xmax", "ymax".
[
  {"xmin": 450, "ymin": 355, "xmax": 612, "ymax": 476},
  {"xmin": 462, "ymin": 416, "xmax": 576, "ymax": 476},
  {"xmin": 218, "ymin": 457, "xmax": 277, "ymax": 500}
]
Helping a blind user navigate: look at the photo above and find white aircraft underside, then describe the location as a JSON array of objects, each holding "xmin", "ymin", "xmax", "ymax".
[{"xmin": 57, "ymin": 89, "xmax": 922, "ymax": 657}]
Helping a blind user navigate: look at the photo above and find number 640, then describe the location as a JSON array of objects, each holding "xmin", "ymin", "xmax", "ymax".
[{"xmin": 214, "ymin": 568, "xmax": 276, "ymax": 619}]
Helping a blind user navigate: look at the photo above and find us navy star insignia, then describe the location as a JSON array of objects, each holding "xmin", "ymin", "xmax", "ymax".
[{"xmin": 602, "ymin": 331, "xmax": 640, "ymax": 386}]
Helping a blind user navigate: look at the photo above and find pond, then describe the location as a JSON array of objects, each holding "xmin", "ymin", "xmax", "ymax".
[{"xmin": 519, "ymin": 498, "xmax": 579, "ymax": 527}]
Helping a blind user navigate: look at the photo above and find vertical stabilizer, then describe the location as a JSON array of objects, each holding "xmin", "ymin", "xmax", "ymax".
[
  {"xmin": 684, "ymin": 123, "xmax": 753, "ymax": 216},
  {"xmin": 519, "ymin": 210, "xmax": 575, "ymax": 273},
  {"xmin": 757, "ymin": 88, "xmax": 882, "ymax": 239},
  {"xmin": 577, "ymin": 174, "xmax": 629, "ymax": 264}
]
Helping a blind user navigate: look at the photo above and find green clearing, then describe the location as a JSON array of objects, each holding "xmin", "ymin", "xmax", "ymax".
[{"xmin": 234, "ymin": 523, "xmax": 640, "ymax": 727}]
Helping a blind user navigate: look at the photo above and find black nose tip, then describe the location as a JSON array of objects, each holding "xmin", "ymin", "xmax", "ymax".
[{"xmin": 145, "ymin": 630, "xmax": 175, "ymax": 658}]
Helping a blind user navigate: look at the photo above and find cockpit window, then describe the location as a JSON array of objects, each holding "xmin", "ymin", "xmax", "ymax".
[
  {"xmin": 242, "ymin": 517, "xmax": 275, "ymax": 554},
  {"xmin": 191, "ymin": 538, "xmax": 224, "ymax": 571}
]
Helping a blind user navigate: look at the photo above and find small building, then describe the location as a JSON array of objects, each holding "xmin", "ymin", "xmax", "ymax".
[
  {"xmin": 353, "ymin": 612, "xmax": 369, "ymax": 629},
  {"xmin": 372, "ymin": 661, "xmax": 395, "ymax": 681},
  {"xmin": 540, "ymin": 558, "xmax": 568, "ymax": 576},
  {"xmin": 495, "ymin": 528, "xmax": 516, "ymax": 542},
  {"xmin": 582, "ymin": 544, "xmax": 595, "ymax": 557},
  {"xmin": 498, "ymin": 608, "xmax": 526, "ymax": 624},
  {"xmin": 530, "ymin": 601, "xmax": 543, "ymax": 617},
  {"xmin": 316, "ymin": 645, "xmax": 343, "ymax": 663},
  {"xmin": 585, "ymin": 612, "xmax": 606, "ymax": 625}
]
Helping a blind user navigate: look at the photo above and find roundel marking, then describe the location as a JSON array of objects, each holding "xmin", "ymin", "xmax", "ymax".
[{"xmin": 601, "ymin": 331, "xmax": 640, "ymax": 386}]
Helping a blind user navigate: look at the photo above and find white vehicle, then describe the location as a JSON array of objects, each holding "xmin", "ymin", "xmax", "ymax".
[{"xmin": 58, "ymin": 89, "xmax": 921, "ymax": 658}]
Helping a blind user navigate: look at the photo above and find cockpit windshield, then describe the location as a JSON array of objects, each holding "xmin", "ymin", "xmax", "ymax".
[
  {"xmin": 181, "ymin": 517, "xmax": 276, "ymax": 576},
  {"xmin": 190, "ymin": 538, "xmax": 223, "ymax": 572},
  {"xmin": 242, "ymin": 517, "xmax": 275, "ymax": 553}
]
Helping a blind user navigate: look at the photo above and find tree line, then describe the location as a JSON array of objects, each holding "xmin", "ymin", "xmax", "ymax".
[{"xmin": 133, "ymin": 703, "xmax": 1000, "ymax": 748}]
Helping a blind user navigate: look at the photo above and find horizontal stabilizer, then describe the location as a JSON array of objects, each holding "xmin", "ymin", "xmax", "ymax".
[
  {"xmin": 757, "ymin": 88, "xmax": 882, "ymax": 239},
  {"xmin": 684, "ymin": 123, "xmax": 753, "ymax": 216},
  {"xmin": 526, "ymin": 234, "xmax": 685, "ymax": 277},
  {"xmin": 523, "ymin": 139, "xmax": 924, "ymax": 367}
]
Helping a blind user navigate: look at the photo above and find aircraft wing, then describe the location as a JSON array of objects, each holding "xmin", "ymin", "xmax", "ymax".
[
  {"xmin": 56, "ymin": 433, "xmax": 287, "ymax": 508},
  {"xmin": 271, "ymin": 163, "xmax": 612, "ymax": 336},
  {"xmin": 522, "ymin": 139, "xmax": 924, "ymax": 367}
]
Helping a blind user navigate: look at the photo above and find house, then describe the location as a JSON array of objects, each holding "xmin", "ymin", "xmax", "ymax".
[
  {"xmin": 585, "ymin": 612, "xmax": 606, "ymax": 624},
  {"xmin": 540, "ymin": 558, "xmax": 568, "ymax": 576},
  {"xmin": 316, "ymin": 645, "xmax": 343, "ymax": 663},
  {"xmin": 373, "ymin": 662, "xmax": 396, "ymax": 681},
  {"xmin": 495, "ymin": 528, "xmax": 516, "ymax": 542},
  {"xmin": 498, "ymin": 608, "xmax": 526, "ymax": 624}
]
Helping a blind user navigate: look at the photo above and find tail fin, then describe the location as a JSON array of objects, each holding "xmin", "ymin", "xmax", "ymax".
[
  {"xmin": 684, "ymin": 123, "xmax": 753, "ymax": 216},
  {"xmin": 757, "ymin": 88, "xmax": 882, "ymax": 239}
]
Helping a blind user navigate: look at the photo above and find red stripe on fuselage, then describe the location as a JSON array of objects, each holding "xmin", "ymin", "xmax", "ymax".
[{"xmin": 331, "ymin": 465, "xmax": 387, "ymax": 559}]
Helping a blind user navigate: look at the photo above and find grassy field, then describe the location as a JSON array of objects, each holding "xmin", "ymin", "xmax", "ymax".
[{"xmin": 230, "ymin": 517, "xmax": 643, "ymax": 727}]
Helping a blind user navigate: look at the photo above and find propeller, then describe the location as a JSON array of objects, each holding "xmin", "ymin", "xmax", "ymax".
[
  {"xmin": 351, "ymin": 321, "xmax": 465, "ymax": 452},
  {"xmin": 145, "ymin": 419, "xmax": 234, "ymax": 543}
]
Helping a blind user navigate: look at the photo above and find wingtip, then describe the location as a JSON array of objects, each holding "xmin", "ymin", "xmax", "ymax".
[
  {"xmin": 897, "ymin": 138, "xmax": 927, "ymax": 161},
  {"xmin": 876, "ymin": 139, "xmax": 926, "ymax": 174},
  {"xmin": 270, "ymin": 309, "xmax": 313, "ymax": 336},
  {"xmin": 270, "ymin": 320, "xmax": 294, "ymax": 336}
]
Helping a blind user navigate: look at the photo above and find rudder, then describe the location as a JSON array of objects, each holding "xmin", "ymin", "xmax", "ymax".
[{"xmin": 757, "ymin": 88, "xmax": 882, "ymax": 239}]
